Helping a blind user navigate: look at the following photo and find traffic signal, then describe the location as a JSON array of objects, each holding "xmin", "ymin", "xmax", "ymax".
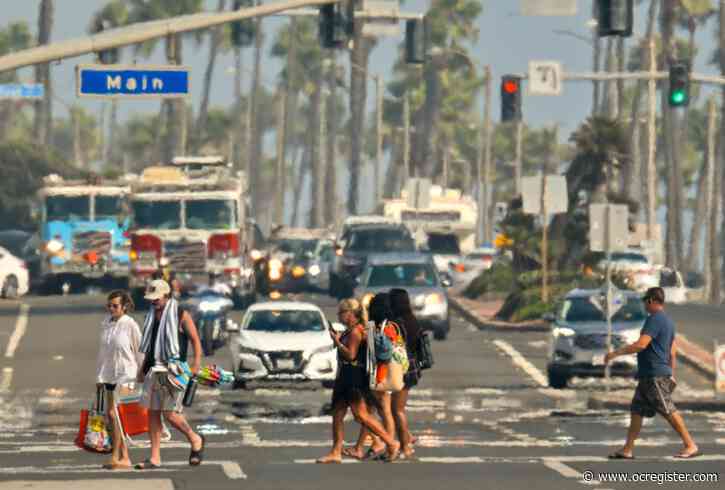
[
  {"xmin": 501, "ymin": 75, "xmax": 522, "ymax": 122},
  {"xmin": 91, "ymin": 17, "xmax": 119, "ymax": 64},
  {"xmin": 597, "ymin": 0, "xmax": 633, "ymax": 37},
  {"xmin": 668, "ymin": 62, "xmax": 690, "ymax": 107},
  {"xmin": 319, "ymin": 3, "xmax": 346, "ymax": 49},
  {"xmin": 405, "ymin": 18, "xmax": 427, "ymax": 64},
  {"xmin": 231, "ymin": 0, "xmax": 256, "ymax": 48}
]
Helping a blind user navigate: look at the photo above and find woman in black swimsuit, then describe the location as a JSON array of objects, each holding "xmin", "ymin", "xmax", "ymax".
[{"xmin": 316, "ymin": 299, "xmax": 400, "ymax": 463}]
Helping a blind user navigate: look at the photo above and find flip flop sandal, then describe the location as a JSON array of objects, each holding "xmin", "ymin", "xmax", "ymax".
[
  {"xmin": 608, "ymin": 452, "xmax": 634, "ymax": 460},
  {"xmin": 189, "ymin": 434, "xmax": 206, "ymax": 466},
  {"xmin": 364, "ymin": 447, "xmax": 386, "ymax": 460},
  {"xmin": 342, "ymin": 448, "xmax": 364, "ymax": 459},
  {"xmin": 674, "ymin": 451, "xmax": 701, "ymax": 459},
  {"xmin": 134, "ymin": 459, "xmax": 162, "ymax": 470}
]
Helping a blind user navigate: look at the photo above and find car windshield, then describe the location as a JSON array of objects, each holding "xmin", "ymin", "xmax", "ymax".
[
  {"xmin": 186, "ymin": 200, "xmax": 236, "ymax": 230},
  {"xmin": 46, "ymin": 196, "xmax": 90, "ymax": 221},
  {"xmin": 559, "ymin": 297, "xmax": 647, "ymax": 323},
  {"xmin": 274, "ymin": 238, "xmax": 318, "ymax": 257},
  {"xmin": 246, "ymin": 310, "xmax": 325, "ymax": 332},
  {"xmin": 427, "ymin": 234, "xmax": 460, "ymax": 254},
  {"xmin": 95, "ymin": 195, "xmax": 123, "ymax": 220},
  {"xmin": 132, "ymin": 201, "xmax": 181, "ymax": 230},
  {"xmin": 346, "ymin": 229, "xmax": 415, "ymax": 253},
  {"xmin": 0, "ymin": 232, "xmax": 29, "ymax": 257},
  {"xmin": 366, "ymin": 263, "xmax": 438, "ymax": 288},
  {"xmin": 609, "ymin": 252, "xmax": 648, "ymax": 263}
]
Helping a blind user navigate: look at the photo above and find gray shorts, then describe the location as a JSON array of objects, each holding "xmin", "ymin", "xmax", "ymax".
[
  {"xmin": 142, "ymin": 371, "xmax": 184, "ymax": 413},
  {"xmin": 631, "ymin": 376, "xmax": 677, "ymax": 418}
]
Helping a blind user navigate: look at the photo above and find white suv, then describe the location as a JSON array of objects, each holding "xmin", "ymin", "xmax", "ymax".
[{"xmin": 0, "ymin": 246, "xmax": 29, "ymax": 299}]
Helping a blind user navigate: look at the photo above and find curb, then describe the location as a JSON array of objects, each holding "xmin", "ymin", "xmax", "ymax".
[
  {"xmin": 588, "ymin": 394, "xmax": 725, "ymax": 412},
  {"xmin": 449, "ymin": 296, "xmax": 548, "ymax": 333}
]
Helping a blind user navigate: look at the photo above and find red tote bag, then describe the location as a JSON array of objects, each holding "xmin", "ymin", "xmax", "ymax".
[{"xmin": 117, "ymin": 400, "xmax": 149, "ymax": 436}]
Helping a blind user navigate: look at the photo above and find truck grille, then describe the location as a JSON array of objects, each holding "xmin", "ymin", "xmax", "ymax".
[
  {"xmin": 574, "ymin": 333, "xmax": 626, "ymax": 350},
  {"xmin": 165, "ymin": 240, "xmax": 206, "ymax": 272},
  {"xmin": 265, "ymin": 351, "xmax": 303, "ymax": 372},
  {"xmin": 72, "ymin": 231, "xmax": 112, "ymax": 256}
]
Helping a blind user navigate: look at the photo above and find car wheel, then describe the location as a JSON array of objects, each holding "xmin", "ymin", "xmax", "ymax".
[
  {"xmin": 1, "ymin": 275, "xmax": 19, "ymax": 299},
  {"xmin": 547, "ymin": 368, "xmax": 568, "ymax": 389}
]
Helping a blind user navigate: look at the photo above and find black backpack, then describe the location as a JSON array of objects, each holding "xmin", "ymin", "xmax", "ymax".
[{"xmin": 416, "ymin": 331, "xmax": 434, "ymax": 370}]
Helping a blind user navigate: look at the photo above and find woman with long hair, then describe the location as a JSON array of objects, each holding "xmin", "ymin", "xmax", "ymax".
[
  {"xmin": 389, "ymin": 288, "xmax": 421, "ymax": 458},
  {"xmin": 95, "ymin": 290, "xmax": 142, "ymax": 469},
  {"xmin": 317, "ymin": 298, "xmax": 400, "ymax": 463}
]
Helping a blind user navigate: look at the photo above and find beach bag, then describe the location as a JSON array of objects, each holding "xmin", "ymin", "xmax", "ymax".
[
  {"xmin": 166, "ymin": 359, "xmax": 192, "ymax": 391},
  {"xmin": 416, "ymin": 331, "xmax": 434, "ymax": 370},
  {"xmin": 75, "ymin": 386, "xmax": 112, "ymax": 454},
  {"xmin": 371, "ymin": 320, "xmax": 406, "ymax": 392},
  {"xmin": 116, "ymin": 394, "xmax": 149, "ymax": 437}
]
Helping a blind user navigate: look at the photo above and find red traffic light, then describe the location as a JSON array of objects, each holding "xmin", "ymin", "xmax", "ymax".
[{"xmin": 503, "ymin": 80, "xmax": 519, "ymax": 94}]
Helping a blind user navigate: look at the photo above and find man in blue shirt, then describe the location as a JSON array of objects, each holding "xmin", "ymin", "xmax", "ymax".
[{"xmin": 604, "ymin": 287, "xmax": 699, "ymax": 459}]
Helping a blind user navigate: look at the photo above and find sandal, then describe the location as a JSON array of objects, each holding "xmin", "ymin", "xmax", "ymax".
[
  {"xmin": 674, "ymin": 450, "xmax": 701, "ymax": 459},
  {"xmin": 315, "ymin": 455, "xmax": 342, "ymax": 464},
  {"xmin": 608, "ymin": 451, "xmax": 634, "ymax": 460},
  {"xmin": 189, "ymin": 434, "xmax": 206, "ymax": 466},
  {"xmin": 364, "ymin": 447, "xmax": 386, "ymax": 460},
  {"xmin": 134, "ymin": 459, "xmax": 162, "ymax": 470},
  {"xmin": 342, "ymin": 447, "xmax": 365, "ymax": 460},
  {"xmin": 383, "ymin": 443, "xmax": 400, "ymax": 463}
]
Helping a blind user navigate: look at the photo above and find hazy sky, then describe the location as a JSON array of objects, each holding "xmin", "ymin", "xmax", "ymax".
[{"xmin": 6, "ymin": 1, "xmax": 721, "ymax": 133}]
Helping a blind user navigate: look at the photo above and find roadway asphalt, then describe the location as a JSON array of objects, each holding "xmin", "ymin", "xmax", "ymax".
[{"xmin": 0, "ymin": 292, "xmax": 722, "ymax": 489}]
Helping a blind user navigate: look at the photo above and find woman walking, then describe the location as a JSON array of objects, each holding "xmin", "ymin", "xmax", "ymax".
[
  {"xmin": 390, "ymin": 288, "xmax": 421, "ymax": 459},
  {"xmin": 316, "ymin": 298, "xmax": 400, "ymax": 464},
  {"xmin": 95, "ymin": 290, "xmax": 142, "ymax": 470}
]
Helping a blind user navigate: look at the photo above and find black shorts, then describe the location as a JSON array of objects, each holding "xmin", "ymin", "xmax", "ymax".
[
  {"xmin": 104, "ymin": 383, "xmax": 117, "ymax": 392},
  {"xmin": 631, "ymin": 377, "xmax": 677, "ymax": 418}
]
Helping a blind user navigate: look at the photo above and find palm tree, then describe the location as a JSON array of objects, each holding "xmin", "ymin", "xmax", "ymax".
[
  {"xmin": 126, "ymin": 0, "xmax": 204, "ymax": 162},
  {"xmin": 33, "ymin": 0, "xmax": 54, "ymax": 148},
  {"xmin": 0, "ymin": 22, "xmax": 32, "ymax": 141}
]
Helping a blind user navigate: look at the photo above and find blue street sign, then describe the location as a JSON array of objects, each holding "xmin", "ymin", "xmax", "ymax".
[
  {"xmin": 76, "ymin": 64, "xmax": 190, "ymax": 98},
  {"xmin": 0, "ymin": 83, "xmax": 44, "ymax": 99}
]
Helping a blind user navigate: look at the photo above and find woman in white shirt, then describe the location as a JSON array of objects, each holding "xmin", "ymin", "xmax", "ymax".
[{"xmin": 96, "ymin": 290, "xmax": 142, "ymax": 470}]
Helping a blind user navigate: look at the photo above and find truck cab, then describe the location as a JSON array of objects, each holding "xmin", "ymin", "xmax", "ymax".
[{"xmin": 37, "ymin": 174, "xmax": 132, "ymax": 293}]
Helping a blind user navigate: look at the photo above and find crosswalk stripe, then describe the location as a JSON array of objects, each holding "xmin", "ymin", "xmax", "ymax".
[
  {"xmin": 493, "ymin": 339, "xmax": 548, "ymax": 387},
  {"xmin": 0, "ymin": 460, "xmax": 245, "ymax": 479}
]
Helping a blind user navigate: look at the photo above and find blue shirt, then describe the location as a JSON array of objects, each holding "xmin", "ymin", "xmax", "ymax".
[{"xmin": 636, "ymin": 310, "xmax": 674, "ymax": 378}]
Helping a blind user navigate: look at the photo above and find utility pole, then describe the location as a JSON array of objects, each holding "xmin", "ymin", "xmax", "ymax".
[
  {"xmin": 646, "ymin": 38, "xmax": 657, "ymax": 242},
  {"xmin": 274, "ymin": 89, "xmax": 287, "ymax": 226},
  {"xmin": 477, "ymin": 65, "xmax": 492, "ymax": 246},
  {"xmin": 316, "ymin": 86, "xmax": 327, "ymax": 227},
  {"xmin": 705, "ymin": 98, "xmax": 716, "ymax": 301},
  {"xmin": 541, "ymin": 170, "xmax": 549, "ymax": 303},
  {"xmin": 403, "ymin": 92, "xmax": 411, "ymax": 184},
  {"xmin": 442, "ymin": 146, "xmax": 449, "ymax": 189},
  {"xmin": 514, "ymin": 120, "xmax": 524, "ymax": 195},
  {"xmin": 374, "ymin": 74, "xmax": 383, "ymax": 208}
]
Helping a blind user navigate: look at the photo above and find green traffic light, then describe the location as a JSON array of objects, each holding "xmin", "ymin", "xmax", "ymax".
[{"xmin": 670, "ymin": 90, "xmax": 687, "ymax": 105}]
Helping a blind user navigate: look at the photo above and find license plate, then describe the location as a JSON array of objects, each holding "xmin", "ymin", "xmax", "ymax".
[
  {"xmin": 277, "ymin": 359, "xmax": 295, "ymax": 370},
  {"xmin": 592, "ymin": 354, "xmax": 605, "ymax": 366}
]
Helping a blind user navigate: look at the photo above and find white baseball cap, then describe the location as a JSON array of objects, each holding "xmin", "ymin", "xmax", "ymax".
[{"xmin": 144, "ymin": 279, "xmax": 171, "ymax": 300}]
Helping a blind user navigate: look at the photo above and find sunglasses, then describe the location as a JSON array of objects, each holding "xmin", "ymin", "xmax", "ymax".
[{"xmin": 107, "ymin": 303, "xmax": 123, "ymax": 309}]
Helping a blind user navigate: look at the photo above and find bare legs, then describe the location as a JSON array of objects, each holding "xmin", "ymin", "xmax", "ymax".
[
  {"xmin": 316, "ymin": 401, "xmax": 347, "ymax": 463},
  {"xmin": 392, "ymin": 388, "xmax": 414, "ymax": 457},
  {"xmin": 143, "ymin": 409, "xmax": 201, "ymax": 467},
  {"xmin": 104, "ymin": 390, "xmax": 131, "ymax": 468},
  {"xmin": 663, "ymin": 412, "xmax": 698, "ymax": 456}
]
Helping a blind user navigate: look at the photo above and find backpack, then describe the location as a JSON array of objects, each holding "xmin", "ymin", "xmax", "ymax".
[{"xmin": 416, "ymin": 331, "xmax": 434, "ymax": 370}]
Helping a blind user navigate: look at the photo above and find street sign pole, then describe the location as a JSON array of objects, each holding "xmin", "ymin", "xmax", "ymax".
[
  {"xmin": 541, "ymin": 171, "xmax": 549, "ymax": 303},
  {"xmin": 605, "ymin": 204, "xmax": 613, "ymax": 384}
]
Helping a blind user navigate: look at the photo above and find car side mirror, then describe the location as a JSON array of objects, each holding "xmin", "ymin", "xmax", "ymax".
[{"xmin": 542, "ymin": 313, "xmax": 555, "ymax": 322}]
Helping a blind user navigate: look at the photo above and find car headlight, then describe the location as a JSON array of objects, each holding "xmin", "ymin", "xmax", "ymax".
[
  {"xmin": 553, "ymin": 327, "xmax": 576, "ymax": 337},
  {"xmin": 269, "ymin": 258, "xmax": 283, "ymax": 270},
  {"xmin": 250, "ymin": 249, "xmax": 263, "ymax": 261},
  {"xmin": 425, "ymin": 293, "xmax": 444, "ymax": 306},
  {"xmin": 45, "ymin": 239, "xmax": 64, "ymax": 254},
  {"xmin": 291, "ymin": 265, "xmax": 306, "ymax": 278},
  {"xmin": 308, "ymin": 264, "xmax": 321, "ymax": 276},
  {"xmin": 159, "ymin": 256, "xmax": 170, "ymax": 267}
]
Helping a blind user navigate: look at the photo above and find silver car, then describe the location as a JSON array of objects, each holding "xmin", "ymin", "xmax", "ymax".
[
  {"xmin": 354, "ymin": 253, "xmax": 451, "ymax": 340},
  {"xmin": 546, "ymin": 288, "xmax": 645, "ymax": 389}
]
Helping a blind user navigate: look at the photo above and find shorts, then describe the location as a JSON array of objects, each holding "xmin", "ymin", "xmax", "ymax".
[
  {"xmin": 631, "ymin": 376, "xmax": 677, "ymax": 418},
  {"xmin": 103, "ymin": 383, "xmax": 117, "ymax": 392},
  {"xmin": 142, "ymin": 371, "xmax": 184, "ymax": 413}
]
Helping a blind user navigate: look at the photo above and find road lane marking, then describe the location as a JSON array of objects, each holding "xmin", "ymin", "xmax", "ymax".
[
  {"xmin": 0, "ymin": 367, "xmax": 12, "ymax": 393},
  {"xmin": 0, "ymin": 479, "xmax": 174, "ymax": 490},
  {"xmin": 295, "ymin": 454, "xmax": 725, "ymax": 464},
  {"xmin": 493, "ymin": 339, "xmax": 548, "ymax": 387},
  {"xmin": 0, "ymin": 460, "xmax": 245, "ymax": 479},
  {"xmin": 542, "ymin": 459, "xmax": 585, "ymax": 479},
  {"xmin": 4, "ymin": 304, "xmax": 30, "ymax": 358}
]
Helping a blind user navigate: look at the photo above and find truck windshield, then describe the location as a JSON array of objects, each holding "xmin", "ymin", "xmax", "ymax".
[
  {"xmin": 95, "ymin": 195, "xmax": 123, "ymax": 220},
  {"xmin": 46, "ymin": 196, "xmax": 90, "ymax": 221},
  {"xmin": 132, "ymin": 201, "xmax": 181, "ymax": 229},
  {"xmin": 186, "ymin": 200, "xmax": 236, "ymax": 230}
]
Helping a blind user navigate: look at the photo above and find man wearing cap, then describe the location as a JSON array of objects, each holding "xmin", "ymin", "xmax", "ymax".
[
  {"xmin": 135, "ymin": 279, "xmax": 205, "ymax": 469},
  {"xmin": 604, "ymin": 287, "xmax": 699, "ymax": 459}
]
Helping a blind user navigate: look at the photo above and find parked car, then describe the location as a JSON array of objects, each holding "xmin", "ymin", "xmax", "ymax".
[
  {"xmin": 596, "ymin": 250, "xmax": 657, "ymax": 292},
  {"xmin": 423, "ymin": 231, "xmax": 462, "ymax": 275},
  {"xmin": 546, "ymin": 288, "xmax": 646, "ymax": 389},
  {"xmin": 228, "ymin": 301, "xmax": 339, "ymax": 388},
  {"xmin": 658, "ymin": 267, "xmax": 688, "ymax": 304},
  {"xmin": 0, "ymin": 245, "xmax": 30, "ymax": 299},
  {"xmin": 448, "ymin": 246, "xmax": 498, "ymax": 287},
  {"xmin": 354, "ymin": 253, "xmax": 451, "ymax": 340},
  {"xmin": 330, "ymin": 223, "xmax": 415, "ymax": 299}
]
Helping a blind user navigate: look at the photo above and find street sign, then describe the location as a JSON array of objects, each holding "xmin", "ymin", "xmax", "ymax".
[
  {"xmin": 521, "ymin": 175, "xmax": 568, "ymax": 215},
  {"xmin": 0, "ymin": 83, "xmax": 44, "ymax": 99},
  {"xmin": 716, "ymin": 344, "xmax": 725, "ymax": 394},
  {"xmin": 360, "ymin": 1, "xmax": 401, "ymax": 37},
  {"xmin": 76, "ymin": 64, "xmax": 191, "ymax": 99},
  {"xmin": 405, "ymin": 178, "xmax": 431, "ymax": 209},
  {"xmin": 589, "ymin": 204, "xmax": 629, "ymax": 252},
  {"xmin": 521, "ymin": 0, "xmax": 577, "ymax": 16},
  {"xmin": 528, "ymin": 61, "xmax": 563, "ymax": 96}
]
